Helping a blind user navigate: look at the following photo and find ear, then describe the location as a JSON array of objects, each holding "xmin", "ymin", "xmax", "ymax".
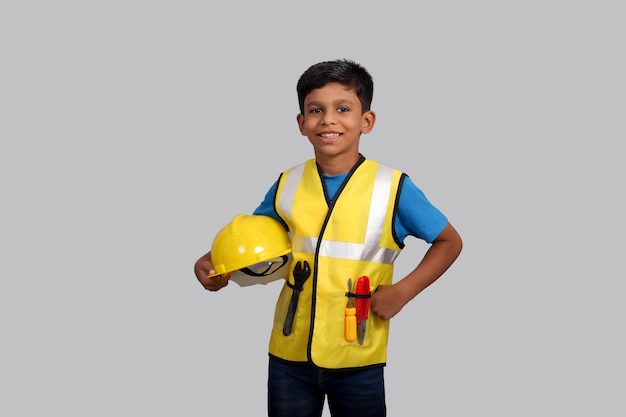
[
  {"xmin": 296, "ymin": 113, "xmax": 306, "ymax": 135},
  {"xmin": 361, "ymin": 110, "xmax": 376, "ymax": 134}
]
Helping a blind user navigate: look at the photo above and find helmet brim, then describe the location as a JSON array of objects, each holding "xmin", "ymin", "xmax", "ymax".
[{"xmin": 206, "ymin": 248, "xmax": 292, "ymax": 280}]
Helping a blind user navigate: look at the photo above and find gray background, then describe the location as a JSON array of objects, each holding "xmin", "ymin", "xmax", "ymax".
[{"xmin": 1, "ymin": 1, "xmax": 624, "ymax": 416}]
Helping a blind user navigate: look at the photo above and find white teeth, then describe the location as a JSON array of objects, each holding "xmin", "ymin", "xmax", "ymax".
[{"xmin": 320, "ymin": 133, "xmax": 339, "ymax": 138}]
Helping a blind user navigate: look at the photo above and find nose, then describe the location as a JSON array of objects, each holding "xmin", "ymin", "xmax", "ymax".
[{"xmin": 322, "ymin": 112, "xmax": 336, "ymax": 126}]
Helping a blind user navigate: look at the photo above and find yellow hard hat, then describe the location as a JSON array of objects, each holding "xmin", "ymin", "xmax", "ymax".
[{"xmin": 208, "ymin": 214, "xmax": 292, "ymax": 284}]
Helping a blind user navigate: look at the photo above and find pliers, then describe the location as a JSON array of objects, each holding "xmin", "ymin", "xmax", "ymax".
[{"xmin": 282, "ymin": 260, "xmax": 311, "ymax": 336}]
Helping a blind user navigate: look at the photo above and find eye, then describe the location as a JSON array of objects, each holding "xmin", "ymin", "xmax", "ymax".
[
  {"xmin": 338, "ymin": 106, "xmax": 349, "ymax": 113},
  {"xmin": 310, "ymin": 108, "xmax": 322, "ymax": 114}
]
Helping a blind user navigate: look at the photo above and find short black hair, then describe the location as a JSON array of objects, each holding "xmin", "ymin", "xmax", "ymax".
[{"xmin": 296, "ymin": 59, "xmax": 374, "ymax": 115}]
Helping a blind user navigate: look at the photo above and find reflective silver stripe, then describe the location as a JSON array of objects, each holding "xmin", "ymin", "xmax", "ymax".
[
  {"xmin": 319, "ymin": 240, "xmax": 399, "ymax": 264},
  {"xmin": 281, "ymin": 162, "xmax": 400, "ymax": 265},
  {"xmin": 278, "ymin": 162, "xmax": 306, "ymax": 219},
  {"xmin": 365, "ymin": 165, "xmax": 394, "ymax": 248},
  {"xmin": 294, "ymin": 236, "xmax": 399, "ymax": 265},
  {"xmin": 292, "ymin": 235, "xmax": 317, "ymax": 254}
]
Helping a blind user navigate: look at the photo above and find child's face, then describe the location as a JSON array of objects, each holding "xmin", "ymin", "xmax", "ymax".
[{"xmin": 297, "ymin": 82, "xmax": 375, "ymax": 173}]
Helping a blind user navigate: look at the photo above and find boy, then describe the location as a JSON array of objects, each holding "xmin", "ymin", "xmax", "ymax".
[{"xmin": 195, "ymin": 59, "xmax": 463, "ymax": 417}]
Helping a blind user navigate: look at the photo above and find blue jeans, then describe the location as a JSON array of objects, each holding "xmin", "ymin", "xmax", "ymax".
[{"xmin": 267, "ymin": 356, "xmax": 386, "ymax": 417}]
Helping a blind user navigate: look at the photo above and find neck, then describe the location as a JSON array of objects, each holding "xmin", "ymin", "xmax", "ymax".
[{"xmin": 315, "ymin": 153, "xmax": 362, "ymax": 176}]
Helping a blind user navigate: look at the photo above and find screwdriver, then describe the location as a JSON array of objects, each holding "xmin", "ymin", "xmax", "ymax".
[
  {"xmin": 345, "ymin": 278, "xmax": 357, "ymax": 342},
  {"xmin": 355, "ymin": 275, "xmax": 370, "ymax": 345}
]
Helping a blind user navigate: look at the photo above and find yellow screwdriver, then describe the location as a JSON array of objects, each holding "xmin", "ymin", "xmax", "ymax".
[{"xmin": 345, "ymin": 278, "xmax": 357, "ymax": 342}]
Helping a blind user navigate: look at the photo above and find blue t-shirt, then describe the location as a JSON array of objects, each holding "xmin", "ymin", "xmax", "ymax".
[{"xmin": 253, "ymin": 171, "xmax": 447, "ymax": 244}]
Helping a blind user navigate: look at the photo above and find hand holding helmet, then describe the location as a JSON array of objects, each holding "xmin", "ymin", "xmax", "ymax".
[
  {"xmin": 194, "ymin": 252, "xmax": 231, "ymax": 291},
  {"xmin": 195, "ymin": 214, "xmax": 292, "ymax": 290}
]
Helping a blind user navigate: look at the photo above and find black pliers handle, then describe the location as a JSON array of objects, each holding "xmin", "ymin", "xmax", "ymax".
[{"xmin": 282, "ymin": 260, "xmax": 311, "ymax": 336}]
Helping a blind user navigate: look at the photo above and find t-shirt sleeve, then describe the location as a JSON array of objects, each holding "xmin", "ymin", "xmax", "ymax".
[
  {"xmin": 252, "ymin": 181, "xmax": 288, "ymax": 228},
  {"xmin": 395, "ymin": 175, "xmax": 448, "ymax": 244}
]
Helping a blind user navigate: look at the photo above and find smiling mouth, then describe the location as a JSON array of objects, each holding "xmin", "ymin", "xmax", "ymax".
[
  {"xmin": 319, "ymin": 132, "xmax": 341, "ymax": 139},
  {"xmin": 318, "ymin": 132, "xmax": 341, "ymax": 144}
]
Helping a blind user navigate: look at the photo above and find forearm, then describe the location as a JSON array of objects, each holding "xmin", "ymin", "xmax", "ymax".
[
  {"xmin": 397, "ymin": 232, "xmax": 462, "ymax": 304},
  {"xmin": 371, "ymin": 222, "xmax": 462, "ymax": 319}
]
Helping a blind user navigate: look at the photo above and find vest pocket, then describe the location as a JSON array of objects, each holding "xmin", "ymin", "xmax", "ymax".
[
  {"xmin": 273, "ymin": 260, "xmax": 311, "ymax": 337},
  {"xmin": 282, "ymin": 260, "xmax": 311, "ymax": 336}
]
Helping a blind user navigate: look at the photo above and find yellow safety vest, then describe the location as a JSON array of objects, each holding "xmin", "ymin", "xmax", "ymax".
[{"xmin": 268, "ymin": 156, "xmax": 404, "ymax": 369}]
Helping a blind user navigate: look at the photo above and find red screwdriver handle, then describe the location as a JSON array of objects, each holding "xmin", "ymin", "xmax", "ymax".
[{"xmin": 355, "ymin": 276, "xmax": 370, "ymax": 323}]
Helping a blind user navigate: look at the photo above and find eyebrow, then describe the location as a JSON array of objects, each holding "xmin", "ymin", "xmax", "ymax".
[{"xmin": 305, "ymin": 98, "xmax": 354, "ymax": 108}]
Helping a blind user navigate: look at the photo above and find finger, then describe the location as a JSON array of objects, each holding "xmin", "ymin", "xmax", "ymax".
[{"xmin": 202, "ymin": 273, "xmax": 231, "ymax": 291}]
